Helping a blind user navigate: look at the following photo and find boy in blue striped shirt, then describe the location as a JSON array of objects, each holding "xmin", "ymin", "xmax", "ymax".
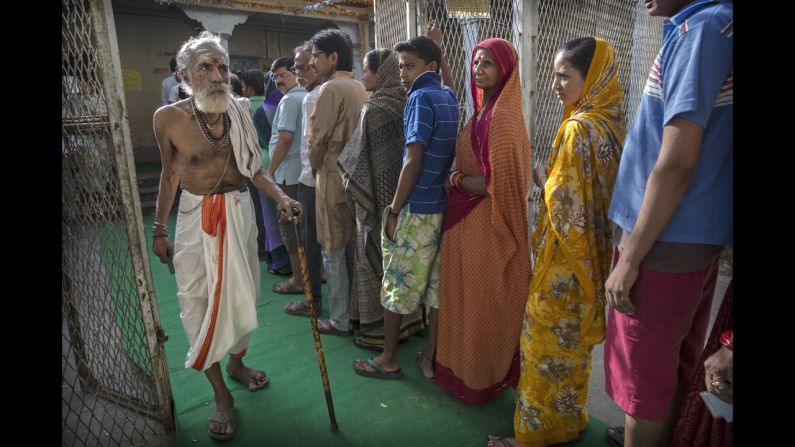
[{"xmin": 353, "ymin": 34, "xmax": 458, "ymax": 380}]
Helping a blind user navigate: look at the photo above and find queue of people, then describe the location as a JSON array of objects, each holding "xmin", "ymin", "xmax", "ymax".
[{"xmin": 151, "ymin": 0, "xmax": 732, "ymax": 443}]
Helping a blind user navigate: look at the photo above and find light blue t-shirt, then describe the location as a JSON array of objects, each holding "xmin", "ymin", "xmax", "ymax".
[
  {"xmin": 609, "ymin": 0, "xmax": 733, "ymax": 246},
  {"xmin": 403, "ymin": 71, "xmax": 459, "ymax": 214},
  {"xmin": 268, "ymin": 85, "xmax": 308, "ymax": 185}
]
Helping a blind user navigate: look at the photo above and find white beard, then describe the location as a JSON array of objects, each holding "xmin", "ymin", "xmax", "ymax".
[{"xmin": 193, "ymin": 83, "xmax": 231, "ymax": 114}]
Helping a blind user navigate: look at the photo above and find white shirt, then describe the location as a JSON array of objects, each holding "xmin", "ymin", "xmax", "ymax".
[
  {"xmin": 161, "ymin": 73, "xmax": 179, "ymax": 106},
  {"xmin": 299, "ymin": 86, "xmax": 320, "ymax": 187},
  {"xmin": 168, "ymin": 83, "xmax": 183, "ymax": 104}
]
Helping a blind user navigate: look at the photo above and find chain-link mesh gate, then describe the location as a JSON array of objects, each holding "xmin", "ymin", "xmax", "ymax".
[
  {"xmin": 374, "ymin": 0, "xmax": 409, "ymax": 50},
  {"xmin": 373, "ymin": 0, "xmax": 662, "ymax": 225},
  {"xmin": 372, "ymin": 0, "xmax": 522, "ymax": 132},
  {"xmin": 62, "ymin": 0, "xmax": 174, "ymax": 445},
  {"xmin": 530, "ymin": 0, "xmax": 663, "ymax": 223},
  {"xmin": 418, "ymin": 0, "xmax": 521, "ymax": 132}
]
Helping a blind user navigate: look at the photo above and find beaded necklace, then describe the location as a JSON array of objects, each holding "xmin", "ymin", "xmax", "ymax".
[{"xmin": 190, "ymin": 96, "xmax": 230, "ymax": 152}]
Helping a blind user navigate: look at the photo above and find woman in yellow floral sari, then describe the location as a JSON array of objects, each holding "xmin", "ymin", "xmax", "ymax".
[{"xmin": 488, "ymin": 37, "xmax": 626, "ymax": 447}]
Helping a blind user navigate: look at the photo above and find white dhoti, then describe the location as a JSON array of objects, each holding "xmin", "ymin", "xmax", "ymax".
[{"xmin": 173, "ymin": 188, "xmax": 260, "ymax": 371}]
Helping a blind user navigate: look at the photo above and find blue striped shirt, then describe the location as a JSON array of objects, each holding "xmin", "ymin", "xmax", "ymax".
[
  {"xmin": 403, "ymin": 71, "xmax": 459, "ymax": 214},
  {"xmin": 609, "ymin": 0, "xmax": 733, "ymax": 246}
]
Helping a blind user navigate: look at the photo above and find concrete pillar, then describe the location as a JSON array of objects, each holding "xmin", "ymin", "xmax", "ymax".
[
  {"xmin": 359, "ymin": 21, "xmax": 370, "ymax": 55},
  {"xmin": 181, "ymin": 6, "xmax": 250, "ymax": 53},
  {"xmin": 338, "ymin": 22, "xmax": 364, "ymax": 80}
]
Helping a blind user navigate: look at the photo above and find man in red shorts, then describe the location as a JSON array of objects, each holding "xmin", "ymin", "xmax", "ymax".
[{"xmin": 603, "ymin": 0, "xmax": 733, "ymax": 446}]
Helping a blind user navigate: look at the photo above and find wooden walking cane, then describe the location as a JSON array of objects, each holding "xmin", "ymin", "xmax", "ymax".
[{"xmin": 291, "ymin": 214, "xmax": 339, "ymax": 433}]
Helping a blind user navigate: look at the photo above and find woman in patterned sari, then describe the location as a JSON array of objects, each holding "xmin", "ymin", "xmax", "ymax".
[
  {"xmin": 338, "ymin": 50, "xmax": 424, "ymax": 350},
  {"xmin": 488, "ymin": 37, "xmax": 626, "ymax": 447},
  {"xmin": 435, "ymin": 37, "xmax": 532, "ymax": 404}
]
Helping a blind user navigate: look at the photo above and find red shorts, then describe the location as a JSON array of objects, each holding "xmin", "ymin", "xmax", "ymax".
[{"xmin": 604, "ymin": 248, "xmax": 719, "ymax": 420}]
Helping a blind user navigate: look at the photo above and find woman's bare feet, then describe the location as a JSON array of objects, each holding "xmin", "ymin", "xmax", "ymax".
[{"xmin": 417, "ymin": 351, "xmax": 435, "ymax": 380}]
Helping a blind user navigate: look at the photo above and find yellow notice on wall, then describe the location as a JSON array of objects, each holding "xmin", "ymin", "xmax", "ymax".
[
  {"xmin": 122, "ymin": 69, "xmax": 142, "ymax": 91},
  {"xmin": 446, "ymin": 0, "xmax": 490, "ymax": 19}
]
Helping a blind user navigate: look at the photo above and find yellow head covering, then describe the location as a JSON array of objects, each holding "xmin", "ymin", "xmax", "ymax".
[{"xmin": 552, "ymin": 37, "xmax": 625, "ymax": 149}]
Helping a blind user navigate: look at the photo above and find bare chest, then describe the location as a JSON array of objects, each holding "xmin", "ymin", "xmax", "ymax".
[
  {"xmin": 170, "ymin": 115, "xmax": 245, "ymax": 193},
  {"xmin": 173, "ymin": 114, "xmax": 232, "ymax": 166}
]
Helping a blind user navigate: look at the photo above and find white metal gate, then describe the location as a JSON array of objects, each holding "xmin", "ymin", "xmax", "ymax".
[{"xmin": 62, "ymin": 0, "xmax": 174, "ymax": 445}]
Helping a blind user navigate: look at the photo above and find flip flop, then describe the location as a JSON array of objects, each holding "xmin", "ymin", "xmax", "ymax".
[
  {"xmin": 269, "ymin": 265, "xmax": 293, "ymax": 276},
  {"xmin": 416, "ymin": 351, "xmax": 435, "ymax": 381},
  {"xmin": 485, "ymin": 435, "xmax": 517, "ymax": 447},
  {"xmin": 353, "ymin": 336, "xmax": 384, "ymax": 352},
  {"xmin": 486, "ymin": 435, "xmax": 519, "ymax": 447},
  {"xmin": 208, "ymin": 407, "xmax": 235, "ymax": 440},
  {"xmin": 272, "ymin": 282, "xmax": 304, "ymax": 295},
  {"xmin": 353, "ymin": 358, "xmax": 403, "ymax": 380},
  {"xmin": 605, "ymin": 426, "xmax": 625, "ymax": 447}
]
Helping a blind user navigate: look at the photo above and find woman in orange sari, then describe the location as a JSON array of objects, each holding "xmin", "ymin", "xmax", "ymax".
[
  {"xmin": 435, "ymin": 38, "xmax": 532, "ymax": 405},
  {"xmin": 488, "ymin": 37, "xmax": 626, "ymax": 447}
]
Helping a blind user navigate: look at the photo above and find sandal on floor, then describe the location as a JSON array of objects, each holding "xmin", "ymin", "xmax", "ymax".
[
  {"xmin": 353, "ymin": 336, "xmax": 384, "ymax": 352},
  {"xmin": 605, "ymin": 425, "xmax": 625, "ymax": 447},
  {"xmin": 353, "ymin": 358, "xmax": 403, "ymax": 380},
  {"xmin": 416, "ymin": 351, "xmax": 435, "ymax": 381},
  {"xmin": 284, "ymin": 299, "xmax": 320, "ymax": 317},
  {"xmin": 208, "ymin": 407, "xmax": 235, "ymax": 441},
  {"xmin": 272, "ymin": 282, "xmax": 304, "ymax": 295},
  {"xmin": 486, "ymin": 435, "xmax": 518, "ymax": 447},
  {"xmin": 317, "ymin": 319, "xmax": 351, "ymax": 336},
  {"xmin": 269, "ymin": 266, "xmax": 292, "ymax": 276}
]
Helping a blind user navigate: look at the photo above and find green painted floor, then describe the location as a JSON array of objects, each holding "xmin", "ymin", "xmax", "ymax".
[{"xmin": 145, "ymin": 214, "xmax": 611, "ymax": 446}]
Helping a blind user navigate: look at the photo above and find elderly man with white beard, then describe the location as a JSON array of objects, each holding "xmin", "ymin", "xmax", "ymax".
[{"xmin": 151, "ymin": 31, "xmax": 301, "ymax": 441}]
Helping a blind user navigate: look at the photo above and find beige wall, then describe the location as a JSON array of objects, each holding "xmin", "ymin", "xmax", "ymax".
[
  {"xmin": 114, "ymin": 13, "xmax": 196, "ymax": 162},
  {"xmin": 227, "ymin": 24, "xmax": 311, "ymax": 72},
  {"xmin": 227, "ymin": 24, "xmax": 265, "ymax": 65},
  {"xmin": 113, "ymin": 9, "xmax": 364, "ymax": 164},
  {"xmin": 114, "ymin": 12, "xmax": 316, "ymax": 163}
]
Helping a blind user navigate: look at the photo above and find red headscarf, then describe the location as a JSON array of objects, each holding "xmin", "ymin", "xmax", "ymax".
[{"xmin": 444, "ymin": 38, "xmax": 517, "ymax": 231}]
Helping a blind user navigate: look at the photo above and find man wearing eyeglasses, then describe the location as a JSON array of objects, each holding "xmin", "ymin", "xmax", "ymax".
[
  {"xmin": 307, "ymin": 29, "xmax": 368, "ymax": 336},
  {"xmin": 283, "ymin": 42, "xmax": 327, "ymax": 317},
  {"xmin": 267, "ymin": 56, "xmax": 308, "ymax": 296}
]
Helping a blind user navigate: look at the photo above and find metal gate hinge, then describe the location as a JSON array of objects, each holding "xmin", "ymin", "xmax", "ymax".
[{"xmin": 156, "ymin": 327, "xmax": 169, "ymax": 343}]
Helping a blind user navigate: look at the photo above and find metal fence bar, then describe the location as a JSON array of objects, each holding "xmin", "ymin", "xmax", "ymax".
[{"xmin": 89, "ymin": 0, "xmax": 174, "ymax": 432}]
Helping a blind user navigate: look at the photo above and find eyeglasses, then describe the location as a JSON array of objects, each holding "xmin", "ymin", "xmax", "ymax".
[{"xmin": 274, "ymin": 71, "xmax": 293, "ymax": 79}]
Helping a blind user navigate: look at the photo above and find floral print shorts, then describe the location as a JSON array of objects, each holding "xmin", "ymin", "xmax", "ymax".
[{"xmin": 380, "ymin": 205, "xmax": 442, "ymax": 315}]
